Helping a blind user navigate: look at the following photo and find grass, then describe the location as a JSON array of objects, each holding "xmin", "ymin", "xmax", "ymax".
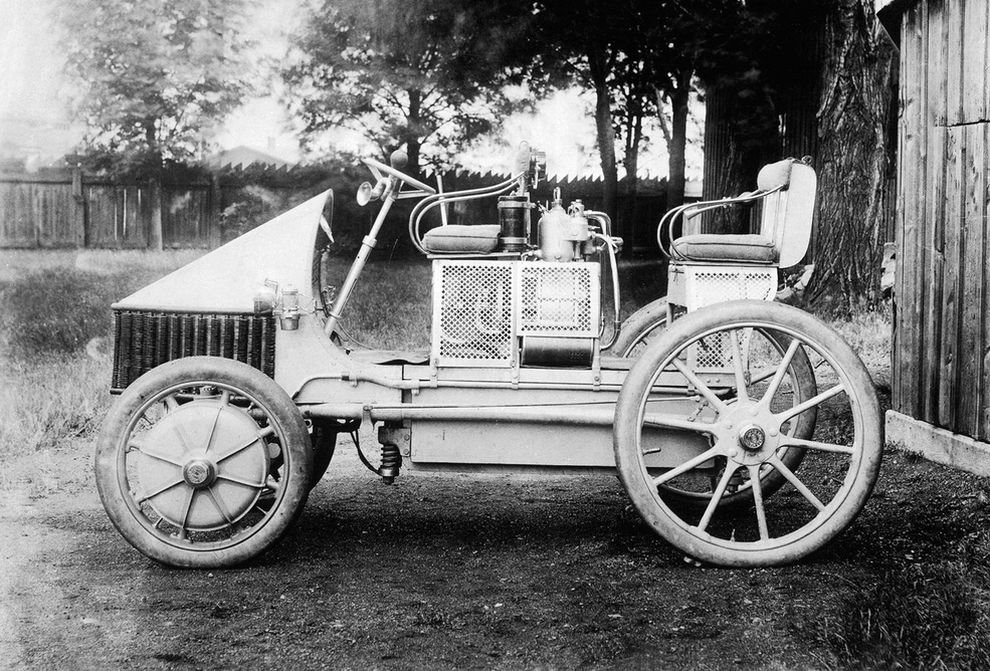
[
  {"xmin": 0, "ymin": 249, "xmax": 208, "ymax": 494},
  {"xmin": 816, "ymin": 559, "xmax": 990, "ymax": 669},
  {"xmin": 821, "ymin": 300, "xmax": 892, "ymax": 389}
]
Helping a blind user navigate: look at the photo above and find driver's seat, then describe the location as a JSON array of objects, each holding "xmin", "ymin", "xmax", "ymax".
[
  {"xmin": 661, "ymin": 158, "xmax": 817, "ymax": 313},
  {"xmin": 421, "ymin": 224, "xmax": 501, "ymax": 254},
  {"xmin": 661, "ymin": 158, "xmax": 816, "ymax": 269}
]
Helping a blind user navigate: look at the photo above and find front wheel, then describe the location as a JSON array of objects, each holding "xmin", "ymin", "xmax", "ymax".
[
  {"xmin": 613, "ymin": 301, "xmax": 882, "ymax": 567},
  {"xmin": 96, "ymin": 357, "xmax": 312, "ymax": 568}
]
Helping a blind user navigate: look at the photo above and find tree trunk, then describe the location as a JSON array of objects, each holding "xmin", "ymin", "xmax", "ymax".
[
  {"xmin": 666, "ymin": 72, "xmax": 690, "ymax": 212},
  {"xmin": 404, "ymin": 89, "xmax": 423, "ymax": 176},
  {"xmin": 623, "ymin": 110, "xmax": 642, "ymax": 251},
  {"xmin": 700, "ymin": 86, "xmax": 765, "ymax": 235},
  {"xmin": 145, "ymin": 123, "xmax": 164, "ymax": 251},
  {"xmin": 809, "ymin": 0, "xmax": 897, "ymax": 307},
  {"xmin": 589, "ymin": 51, "xmax": 618, "ymax": 231}
]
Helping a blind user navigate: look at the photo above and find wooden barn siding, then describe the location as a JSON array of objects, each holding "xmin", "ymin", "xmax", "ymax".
[{"xmin": 894, "ymin": 0, "xmax": 990, "ymax": 439}]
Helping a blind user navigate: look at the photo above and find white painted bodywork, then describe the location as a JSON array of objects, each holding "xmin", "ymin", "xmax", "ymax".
[{"xmin": 113, "ymin": 190, "xmax": 331, "ymax": 312}]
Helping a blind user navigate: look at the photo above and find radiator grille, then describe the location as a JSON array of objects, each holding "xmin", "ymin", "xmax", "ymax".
[{"xmin": 111, "ymin": 309, "xmax": 276, "ymax": 390}]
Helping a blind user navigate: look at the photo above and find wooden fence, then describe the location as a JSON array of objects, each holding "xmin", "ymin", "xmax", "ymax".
[
  {"xmin": 0, "ymin": 171, "xmax": 219, "ymax": 249},
  {"xmin": 1, "ymin": 168, "xmax": 670, "ymax": 252}
]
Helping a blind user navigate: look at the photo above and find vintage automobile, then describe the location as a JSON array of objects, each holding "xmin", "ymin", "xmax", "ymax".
[{"xmin": 96, "ymin": 145, "xmax": 881, "ymax": 569}]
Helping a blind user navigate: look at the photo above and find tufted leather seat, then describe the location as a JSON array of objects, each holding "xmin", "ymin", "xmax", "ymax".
[
  {"xmin": 421, "ymin": 224, "xmax": 501, "ymax": 254},
  {"xmin": 671, "ymin": 233, "xmax": 778, "ymax": 264}
]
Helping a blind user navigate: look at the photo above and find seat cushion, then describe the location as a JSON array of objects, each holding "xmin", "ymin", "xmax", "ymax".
[
  {"xmin": 422, "ymin": 224, "xmax": 501, "ymax": 254},
  {"xmin": 671, "ymin": 234, "xmax": 778, "ymax": 264}
]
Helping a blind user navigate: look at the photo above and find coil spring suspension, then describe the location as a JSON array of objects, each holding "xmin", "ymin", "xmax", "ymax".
[{"xmin": 379, "ymin": 442, "xmax": 402, "ymax": 485}]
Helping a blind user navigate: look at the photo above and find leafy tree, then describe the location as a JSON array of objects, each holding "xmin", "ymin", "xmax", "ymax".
[
  {"xmin": 609, "ymin": 3, "xmax": 694, "ymax": 230},
  {"xmin": 532, "ymin": 1, "xmax": 694, "ymax": 235},
  {"xmin": 530, "ymin": 1, "xmax": 630, "ymax": 224},
  {"xmin": 283, "ymin": 0, "xmax": 535, "ymax": 174},
  {"xmin": 59, "ymin": 0, "xmax": 254, "ymax": 248}
]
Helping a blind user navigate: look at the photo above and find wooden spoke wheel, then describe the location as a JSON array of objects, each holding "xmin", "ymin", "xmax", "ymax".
[
  {"xmin": 613, "ymin": 300, "xmax": 882, "ymax": 567},
  {"xmin": 611, "ymin": 297, "xmax": 816, "ymax": 511}
]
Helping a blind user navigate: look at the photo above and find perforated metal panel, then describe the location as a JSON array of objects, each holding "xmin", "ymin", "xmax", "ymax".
[
  {"xmin": 519, "ymin": 263, "xmax": 599, "ymax": 337},
  {"xmin": 688, "ymin": 328, "xmax": 755, "ymax": 374},
  {"xmin": 433, "ymin": 261, "xmax": 515, "ymax": 367},
  {"xmin": 668, "ymin": 264, "xmax": 776, "ymax": 312},
  {"xmin": 431, "ymin": 260, "xmax": 601, "ymax": 368},
  {"xmin": 666, "ymin": 264, "xmax": 772, "ymax": 374}
]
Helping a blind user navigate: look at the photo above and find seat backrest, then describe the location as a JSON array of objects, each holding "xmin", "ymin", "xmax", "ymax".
[{"xmin": 757, "ymin": 160, "xmax": 816, "ymax": 268}]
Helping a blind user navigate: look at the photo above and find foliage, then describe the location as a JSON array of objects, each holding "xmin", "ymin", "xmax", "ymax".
[
  {"xmin": 282, "ymin": 0, "xmax": 536, "ymax": 172},
  {"xmin": 219, "ymin": 186, "xmax": 295, "ymax": 242},
  {"xmin": 527, "ymin": 1, "xmax": 723, "ymax": 222},
  {"xmin": 58, "ymin": 0, "xmax": 254, "ymax": 176},
  {"xmin": 216, "ymin": 161, "xmax": 344, "ymax": 242}
]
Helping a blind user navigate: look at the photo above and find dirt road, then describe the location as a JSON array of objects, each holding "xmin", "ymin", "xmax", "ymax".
[{"xmin": 3, "ymin": 429, "xmax": 990, "ymax": 670}]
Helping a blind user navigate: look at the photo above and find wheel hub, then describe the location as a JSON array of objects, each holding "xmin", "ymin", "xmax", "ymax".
[
  {"xmin": 717, "ymin": 403, "xmax": 782, "ymax": 466},
  {"xmin": 738, "ymin": 425, "xmax": 766, "ymax": 452},
  {"xmin": 134, "ymin": 399, "xmax": 270, "ymax": 531},
  {"xmin": 182, "ymin": 458, "xmax": 217, "ymax": 488}
]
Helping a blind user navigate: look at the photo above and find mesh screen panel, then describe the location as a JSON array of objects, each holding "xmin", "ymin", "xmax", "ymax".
[
  {"xmin": 519, "ymin": 264, "xmax": 596, "ymax": 336},
  {"xmin": 432, "ymin": 261, "xmax": 600, "ymax": 367},
  {"xmin": 435, "ymin": 262, "xmax": 515, "ymax": 366},
  {"xmin": 689, "ymin": 269, "xmax": 775, "ymax": 308}
]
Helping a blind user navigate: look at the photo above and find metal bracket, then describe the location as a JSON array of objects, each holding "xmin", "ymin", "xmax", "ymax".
[{"xmin": 378, "ymin": 423, "xmax": 412, "ymax": 458}]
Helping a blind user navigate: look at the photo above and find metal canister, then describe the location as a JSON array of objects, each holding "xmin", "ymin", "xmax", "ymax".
[
  {"xmin": 538, "ymin": 190, "xmax": 574, "ymax": 262},
  {"xmin": 497, "ymin": 195, "xmax": 533, "ymax": 251}
]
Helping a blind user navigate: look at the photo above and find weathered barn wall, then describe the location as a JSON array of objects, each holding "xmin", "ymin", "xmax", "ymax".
[{"xmin": 893, "ymin": 0, "xmax": 990, "ymax": 440}]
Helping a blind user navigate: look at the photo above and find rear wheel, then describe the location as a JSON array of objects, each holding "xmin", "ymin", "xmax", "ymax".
[
  {"xmin": 610, "ymin": 298, "xmax": 669, "ymax": 358},
  {"xmin": 614, "ymin": 301, "xmax": 881, "ymax": 567},
  {"xmin": 611, "ymin": 297, "xmax": 815, "ymax": 510},
  {"xmin": 96, "ymin": 357, "xmax": 312, "ymax": 568}
]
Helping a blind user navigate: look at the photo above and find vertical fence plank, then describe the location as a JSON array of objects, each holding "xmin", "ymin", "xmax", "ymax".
[
  {"xmin": 958, "ymin": 123, "xmax": 986, "ymax": 438},
  {"xmin": 938, "ymin": 127, "xmax": 963, "ymax": 429},
  {"xmin": 962, "ymin": 0, "xmax": 988, "ymax": 124},
  {"xmin": 895, "ymin": 4, "xmax": 925, "ymax": 421}
]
